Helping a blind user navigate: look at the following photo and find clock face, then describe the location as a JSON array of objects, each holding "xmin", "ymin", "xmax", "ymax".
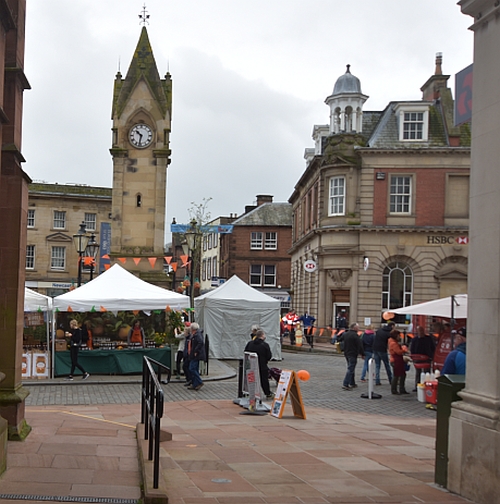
[{"xmin": 129, "ymin": 124, "xmax": 153, "ymax": 148}]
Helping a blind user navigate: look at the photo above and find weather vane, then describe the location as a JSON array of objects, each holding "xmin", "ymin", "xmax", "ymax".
[{"xmin": 139, "ymin": 4, "xmax": 150, "ymax": 25}]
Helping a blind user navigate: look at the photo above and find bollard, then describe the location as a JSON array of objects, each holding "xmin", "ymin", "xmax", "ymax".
[{"xmin": 237, "ymin": 358, "xmax": 243, "ymax": 398}]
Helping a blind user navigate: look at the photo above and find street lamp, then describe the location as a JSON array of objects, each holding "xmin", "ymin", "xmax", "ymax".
[
  {"xmin": 86, "ymin": 232, "xmax": 100, "ymax": 281},
  {"xmin": 73, "ymin": 222, "xmax": 90, "ymax": 287},
  {"xmin": 185, "ymin": 219, "xmax": 198, "ymax": 315}
]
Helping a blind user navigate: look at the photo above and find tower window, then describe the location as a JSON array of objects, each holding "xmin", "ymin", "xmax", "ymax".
[{"xmin": 136, "ymin": 194, "xmax": 142, "ymax": 208}]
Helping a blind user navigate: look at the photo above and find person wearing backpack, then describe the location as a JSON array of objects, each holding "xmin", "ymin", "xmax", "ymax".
[{"xmin": 65, "ymin": 319, "xmax": 90, "ymax": 381}]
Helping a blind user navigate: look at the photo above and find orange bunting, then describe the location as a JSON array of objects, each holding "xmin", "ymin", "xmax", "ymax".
[
  {"xmin": 171, "ymin": 263, "xmax": 178, "ymax": 272},
  {"xmin": 100, "ymin": 306, "xmax": 107, "ymax": 312},
  {"xmin": 148, "ymin": 257, "xmax": 157, "ymax": 268},
  {"xmin": 67, "ymin": 306, "xmax": 73, "ymax": 312},
  {"xmin": 164, "ymin": 256, "xmax": 172, "ymax": 264},
  {"xmin": 133, "ymin": 310, "xmax": 140, "ymax": 315},
  {"xmin": 180, "ymin": 255, "xmax": 189, "ymax": 265},
  {"xmin": 166, "ymin": 305, "xmax": 171, "ymax": 311},
  {"xmin": 319, "ymin": 328, "xmax": 324, "ymax": 336},
  {"xmin": 133, "ymin": 257, "xmax": 141, "ymax": 265},
  {"xmin": 101, "ymin": 254, "xmax": 110, "ymax": 259},
  {"xmin": 118, "ymin": 258, "xmax": 126, "ymax": 264},
  {"xmin": 104, "ymin": 264, "xmax": 111, "ymax": 270}
]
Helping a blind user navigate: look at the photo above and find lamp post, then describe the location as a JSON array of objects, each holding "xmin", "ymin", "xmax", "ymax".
[
  {"xmin": 73, "ymin": 222, "xmax": 90, "ymax": 287},
  {"xmin": 185, "ymin": 219, "xmax": 198, "ymax": 316},
  {"xmin": 86, "ymin": 232, "xmax": 100, "ymax": 281}
]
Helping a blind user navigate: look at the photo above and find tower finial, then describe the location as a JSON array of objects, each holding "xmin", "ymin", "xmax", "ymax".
[
  {"xmin": 346, "ymin": 64, "xmax": 351, "ymax": 73},
  {"xmin": 139, "ymin": 4, "xmax": 150, "ymax": 25}
]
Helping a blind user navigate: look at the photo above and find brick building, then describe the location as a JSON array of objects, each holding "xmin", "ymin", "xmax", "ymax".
[
  {"xmin": 218, "ymin": 195, "xmax": 292, "ymax": 310},
  {"xmin": 289, "ymin": 55, "xmax": 471, "ymax": 329}
]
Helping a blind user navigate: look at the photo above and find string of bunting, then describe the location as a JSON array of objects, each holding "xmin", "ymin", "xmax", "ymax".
[{"xmin": 100, "ymin": 255, "xmax": 187, "ymax": 271}]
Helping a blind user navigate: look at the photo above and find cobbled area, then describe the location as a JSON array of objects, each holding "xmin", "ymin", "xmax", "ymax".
[{"xmin": 25, "ymin": 352, "xmax": 435, "ymax": 418}]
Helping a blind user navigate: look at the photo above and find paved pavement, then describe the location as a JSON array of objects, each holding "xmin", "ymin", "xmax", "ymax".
[
  {"xmin": 0, "ymin": 351, "xmax": 475, "ymax": 504},
  {"xmin": 24, "ymin": 353, "xmax": 433, "ymax": 419}
]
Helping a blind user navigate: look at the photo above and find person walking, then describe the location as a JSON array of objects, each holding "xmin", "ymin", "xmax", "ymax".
[
  {"xmin": 389, "ymin": 329, "xmax": 409, "ymax": 394},
  {"xmin": 187, "ymin": 322, "xmax": 206, "ymax": 391},
  {"xmin": 300, "ymin": 312, "xmax": 316, "ymax": 349},
  {"xmin": 373, "ymin": 322, "xmax": 394, "ymax": 385},
  {"xmin": 441, "ymin": 327, "xmax": 467, "ymax": 374},
  {"xmin": 174, "ymin": 322, "xmax": 190, "ymax": 379},
  {"xmin": 341, "ymin": 323, "xmax": 364, "ymax": 390},
  {"xmin": 65, "ymin": 319, "xmax": 90, "ymax": 381},
  {"xmin": 360, "ymin": 324, "xmax": 375, "ymax": 382},
  {"xmin": 245, "ymin": 329, "xmax": 274, "ymax": 399}
]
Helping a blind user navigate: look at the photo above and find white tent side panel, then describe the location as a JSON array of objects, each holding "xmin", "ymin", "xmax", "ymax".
[{"xmin": 194, "ymin": 276, "xmax": 281, "ymax": 360}]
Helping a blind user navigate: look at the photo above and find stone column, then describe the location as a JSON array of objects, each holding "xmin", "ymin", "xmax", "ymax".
[
  {"xmin": 0, "ymin": 0, "xmax": 31, "ymax": 442},
  {"xmin": 448, "ymin": 2, "xmax": 500, "ymax": 502}
]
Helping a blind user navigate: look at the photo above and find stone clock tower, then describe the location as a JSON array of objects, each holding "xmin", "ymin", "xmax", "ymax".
[{"xmin": 110, "ymin": 26, "xmax": 172, "ymax": 284}]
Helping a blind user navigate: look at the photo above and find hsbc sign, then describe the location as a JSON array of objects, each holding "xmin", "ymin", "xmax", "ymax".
[
  {"xmin": 427, "ymin": 235, "xmax": 469, "ymax": 245},
  {"xmin": 304, "ymin": 260, "xmax": 317, "ymax": 273}
]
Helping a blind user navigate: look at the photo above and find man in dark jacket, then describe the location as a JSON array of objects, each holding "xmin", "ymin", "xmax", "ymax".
[
  {"xmin": 442, "ymin": 327, "xmax": 466, "ymax": 375},
  {"xmin": 341, "ymin": 323, "xmax": 364, "ymax": 390},
  {"xmin": 187, "ymin": 322, "xmax": 206, "ymax": 391},
  {"xmin": 373, "ymin": 322, "xmax": 394, "ymax": 385},
  {"xmin": 245, "ymin": 329, "xmax": 273, "ymax": 398}
]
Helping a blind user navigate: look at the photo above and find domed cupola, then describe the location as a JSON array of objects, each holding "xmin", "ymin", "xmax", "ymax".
[{"xmin": 325, "ymin": 64, "xmax": 369, "ymax": 134}]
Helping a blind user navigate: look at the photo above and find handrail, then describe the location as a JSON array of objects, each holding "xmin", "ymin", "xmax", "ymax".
[{"xmin": 141, "ymin": 356, "xmax": 171, "ymax": 489}]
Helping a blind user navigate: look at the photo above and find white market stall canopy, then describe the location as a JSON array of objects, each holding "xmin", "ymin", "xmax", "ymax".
[
  {"xmin": 53, "ymin": 264, "xmax": 190, "ymax": 312},
  {"xmin": 194, "ymin": 275, "xmax": 281, "ymax": 360},
  {"xmin": 392, "ymin": 294, "xmax": 468, "ymax": 319},
  {"xmin": 25, "ymin": 287, "xmax": 52, "ymax": 312}
]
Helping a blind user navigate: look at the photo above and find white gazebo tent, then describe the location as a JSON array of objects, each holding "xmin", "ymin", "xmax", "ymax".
[
  {"xmin": 53, "ymin": 264, "xmax": 190, "ymax": 312},
  {"xmin": 194, "ymin": 275, "xmax": 281, "ymax": 360},
  {"xmin": 392, "ymin": 294, "xmax": 468, "ymax": 319}
]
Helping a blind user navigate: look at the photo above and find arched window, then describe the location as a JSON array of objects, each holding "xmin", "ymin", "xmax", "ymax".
[
  {"xmin": 136, "ymin": 194, "xmax": 142, "ymax": 208},
  {"xmin": 382, "ymin": 261, "xmax": 413, "ymax": 310}
]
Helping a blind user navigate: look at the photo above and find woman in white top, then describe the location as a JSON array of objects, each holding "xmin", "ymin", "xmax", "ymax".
[{"xmin": 174, "ymin": 323, "xmax": 190, "ymax": 379}]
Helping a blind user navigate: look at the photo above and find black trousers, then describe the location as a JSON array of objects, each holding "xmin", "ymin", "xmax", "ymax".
[{"xmin": 69, "ymin": 346, "xmax": 86, "ymax": 376}]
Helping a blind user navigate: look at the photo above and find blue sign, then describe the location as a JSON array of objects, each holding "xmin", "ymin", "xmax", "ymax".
[{"xmin": 100, "ymin": 222, "xmax": 111, "ymax": 273}]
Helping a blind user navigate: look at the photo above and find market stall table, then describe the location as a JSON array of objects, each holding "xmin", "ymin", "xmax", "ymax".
[{"xmin": 54, "ymin": 347, "xmax": 172, "ymax": 376}]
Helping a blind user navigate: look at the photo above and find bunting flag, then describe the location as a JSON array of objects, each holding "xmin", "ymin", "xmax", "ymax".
[
  {"xmin": 164, "ymin": 256, "xmax": 172, "ymax": 264},
  {"xmin": 148, "ymin": 257, "xmax": 157, "ymax": 268},
  {"xmin": 133, "ymin": 257, "xmax": 141, "ymax": 265},
  {"xmin": 101, "ymin": 254, "xmax": 110, "ymax": 259},
  {"xmin": 100, "ymin": 306, "xmax": 107, "ymax": 312},
  {"xmin": 104, "ymin": 264, "xmax": 111, "ymax": 270},
  {"xmin": 166, "ymin": 305, "xmax": 171, "ymax": 311},
  {"xmin": 171, "ymin": 263, "xmax": 178, "ymax": 272},
  {"xmin": 90, "ymin": 306, "xmax": 96, "ymax": 312},
  {"xmin": 133, "ymin": 310, "xmax": 140, "ymax": 315},
  {"xmin": 319, "ymin": 328, "xmax": 324, "ymax": 336},
  {"xmin": 67, "ymin": 306, "xmax": 73, "ymax": 312},
  {"xmin": 180, "ymin": 255, "xmax": 189, "ymax": 266},
  {"xmin": 118, "ymin": 258, "xmax": 126, "ymax": 264}
]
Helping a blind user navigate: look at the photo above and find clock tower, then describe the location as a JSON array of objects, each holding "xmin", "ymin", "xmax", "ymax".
[{"xmin": 110, "ymin": 25, "xmax": 172, "ymax": 284}]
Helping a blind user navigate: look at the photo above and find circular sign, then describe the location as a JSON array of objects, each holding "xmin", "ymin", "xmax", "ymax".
[
  {"xmin": 304, "ymin": 259, "xmax": 317, "ymax": 273},
  {"xmin": 363, "ymin": 257, "xmax": 369, "ymax": 271}
]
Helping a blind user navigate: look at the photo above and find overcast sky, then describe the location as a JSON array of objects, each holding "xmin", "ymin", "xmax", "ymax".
[{"xmin": 22, "ymin": 1, "xmax": 473, "ymax": 239}]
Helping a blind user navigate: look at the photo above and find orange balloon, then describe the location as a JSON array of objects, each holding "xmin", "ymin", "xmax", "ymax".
[
  {"xmin": 297, "ymin": 369, "xmax": 310, "ymax": 381},
  {"xmin": 382, "ymin": 311, "xmax": 395, "ymax": 321}
]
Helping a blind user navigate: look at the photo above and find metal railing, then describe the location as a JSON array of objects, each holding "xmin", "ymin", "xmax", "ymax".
[{"xmin": 141, "ymin": 357, "xmax": 171, "ymax": 489}]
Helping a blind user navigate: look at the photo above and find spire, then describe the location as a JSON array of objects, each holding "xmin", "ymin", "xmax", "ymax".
[{"xmin": 112, "ymin": 27, "xmax": 170, "ymax": 119}]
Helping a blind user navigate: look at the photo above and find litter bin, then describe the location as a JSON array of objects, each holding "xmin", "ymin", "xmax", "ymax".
[{"xmin": 434, "ymin": 374, "xmax": 466, "ymax": 487}]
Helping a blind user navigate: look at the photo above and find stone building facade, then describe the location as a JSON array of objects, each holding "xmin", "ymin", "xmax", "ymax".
[
  {"xmin": 25, "ymin": 183, "xmax": 112, "ymax": 295},
  {"xmin": 0, "ymin": 0, "xmax": 31, "ymax": 447},
  {"xmin": 289, "ymin": 56, "xmax": 471, "ymax": 329}
]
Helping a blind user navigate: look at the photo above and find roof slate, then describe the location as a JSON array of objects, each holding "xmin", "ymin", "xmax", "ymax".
[{"xmin": 233, "ymin": 202, "xmax": 292, "ymax": 227}]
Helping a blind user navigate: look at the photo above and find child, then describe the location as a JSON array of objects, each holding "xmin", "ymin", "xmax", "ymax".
[{"xmin": 388, "ymin": 329, "xmax": 409, "ymax": 395}]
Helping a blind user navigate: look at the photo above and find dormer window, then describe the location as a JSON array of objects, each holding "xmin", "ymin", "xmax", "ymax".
[{"xmin": 395, "ymin": 103, "xmax": 430, "ymax": 142}]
